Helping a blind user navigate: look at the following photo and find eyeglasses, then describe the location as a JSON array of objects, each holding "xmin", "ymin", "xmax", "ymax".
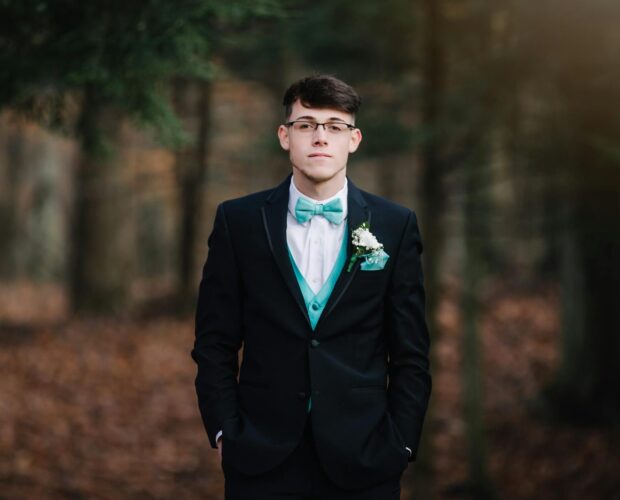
[{"xmin": 285, "ymin": 120, "xmax": 356, "ymax": 135}]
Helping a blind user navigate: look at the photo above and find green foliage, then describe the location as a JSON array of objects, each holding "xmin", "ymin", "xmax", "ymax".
[
  {"xmin": 284, "ymin": 0, "xmax": 417, "ymax": 79},
  {"xmin": 0, "ymin": 0, "xmax": 281, "ymax": 148}
]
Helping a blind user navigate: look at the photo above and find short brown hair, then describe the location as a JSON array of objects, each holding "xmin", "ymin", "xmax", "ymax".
[{"xmin": 282, "ymin": 75, "xmax": 362, "ymax": 119}]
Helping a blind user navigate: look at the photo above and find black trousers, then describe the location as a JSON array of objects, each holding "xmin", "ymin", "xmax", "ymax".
[{"xmin": 222, "ymin": 418, "xmax": 402, "ymax": 500}]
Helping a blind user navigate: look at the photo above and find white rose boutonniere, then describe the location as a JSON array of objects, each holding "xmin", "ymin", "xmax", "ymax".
[{"xmin": 347, "ymin": 222, "xmax": 390, "ymax": 272}]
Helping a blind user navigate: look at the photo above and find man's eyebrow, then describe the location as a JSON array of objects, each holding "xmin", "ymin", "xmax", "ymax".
[{"xmin": 291, "ymin": 115, "xmax": 348, "ymax": 122}]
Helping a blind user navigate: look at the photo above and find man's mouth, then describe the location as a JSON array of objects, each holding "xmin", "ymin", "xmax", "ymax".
[{"xmin": 309, "ymin": 153, "xmax": 331, "ymax": 158}]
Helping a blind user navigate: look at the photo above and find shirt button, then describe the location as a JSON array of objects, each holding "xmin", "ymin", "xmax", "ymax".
[{"xmin": 311, "ymin": 303, "xmax": 320, "ymax": 311}]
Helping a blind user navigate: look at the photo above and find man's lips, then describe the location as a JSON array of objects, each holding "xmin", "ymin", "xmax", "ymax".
[{"xmin": 308, "ymin": 153, "xmax": 332, "ymax": 158}]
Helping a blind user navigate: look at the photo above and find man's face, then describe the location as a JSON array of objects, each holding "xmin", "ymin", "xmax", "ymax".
[{"xmin": 277, "ymin": 100, "xmax": 362, "ymax": 188}]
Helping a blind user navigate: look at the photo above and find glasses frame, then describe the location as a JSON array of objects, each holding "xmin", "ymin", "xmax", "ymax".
[{"xmin": 285, "ymin": 120, "xmax": 357, "ymax": 133}]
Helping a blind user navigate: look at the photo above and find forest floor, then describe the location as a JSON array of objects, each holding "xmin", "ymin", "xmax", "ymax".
[{"xmin": 0, "ymin": 280, "xmax": 618, "ymax": 500}]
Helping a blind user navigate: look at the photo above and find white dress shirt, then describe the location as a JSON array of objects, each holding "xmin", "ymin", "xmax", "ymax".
[{"xmin": 286, "ymin": 178, "xmax": 348, "ymax": 294}]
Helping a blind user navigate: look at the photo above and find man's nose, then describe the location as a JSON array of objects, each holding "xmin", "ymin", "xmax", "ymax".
[{"xmin": 312, "ymin": 124, "xmax": 328, "ymax": 143}]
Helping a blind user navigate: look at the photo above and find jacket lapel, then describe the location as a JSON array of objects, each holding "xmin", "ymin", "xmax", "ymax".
[
  {"xmin": 261, "ymin": 176, "xmax": 311, "ymax": 329},
  {"xmin": 315, "ymin": 179, "xmax": 370, "ymax": 330}
]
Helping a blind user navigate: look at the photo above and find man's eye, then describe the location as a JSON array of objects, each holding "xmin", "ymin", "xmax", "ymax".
[
  {"xmin": 327, "ymin": 123, "xmax": 345, "ymax": 132},
  {"xmin": 298, "ymin": 122, "xmax": 314, "ymax": 130}
]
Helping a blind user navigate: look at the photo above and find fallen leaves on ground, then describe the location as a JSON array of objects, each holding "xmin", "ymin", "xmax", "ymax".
[{"xmin": 0, "ymin": 281, "xmax": 618, "ymax": 499}]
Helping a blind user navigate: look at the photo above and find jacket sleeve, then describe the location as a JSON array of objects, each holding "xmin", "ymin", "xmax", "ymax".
[
  {"xmin": 385, "ymin": 210, "xmax": 432, "ymax": 462},
  {"xmin": 191, "ymin": 203, "xmax": 243, "ymax": 448}
]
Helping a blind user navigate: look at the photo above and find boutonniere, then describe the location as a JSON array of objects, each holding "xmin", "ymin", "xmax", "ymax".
[{"xmin": 347, "ymin": 222, "xmax": 390, "ymax": 272}]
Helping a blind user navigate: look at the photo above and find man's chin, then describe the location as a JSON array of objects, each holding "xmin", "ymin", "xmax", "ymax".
[{"xmin": 295, "ymin": 167, "xmax": 345, "ymax": 185}]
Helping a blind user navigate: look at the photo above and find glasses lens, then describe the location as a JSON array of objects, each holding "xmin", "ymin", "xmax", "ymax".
[
  {"xmin": 290, "ymin": 121, "xmax": 351, "ymax": 134},
  {"xmin": 292, "ymin": 121, "xmax": 315, "ymax": 132},
  {"xmin": 325, "ymin": 122, "xmax": 348, "ymax": 133}
]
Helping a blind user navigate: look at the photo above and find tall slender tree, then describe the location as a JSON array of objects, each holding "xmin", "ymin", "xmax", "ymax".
[
  {"xmin": 172, "ymin": 78, "xmax": 212, "ymax": 308},
  {"xmin": 0, "ymin": 0, "xmax": 280, "ymax": 312}
]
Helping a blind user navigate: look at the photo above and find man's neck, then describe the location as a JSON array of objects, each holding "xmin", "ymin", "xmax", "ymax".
[{"xmin": 292, "ymin": 172, "xmax": 346, "ymax": 201}]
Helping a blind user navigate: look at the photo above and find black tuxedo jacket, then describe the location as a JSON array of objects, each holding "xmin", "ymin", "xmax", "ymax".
[{"xmin": 192, "ymin": 175, "xmax": 431, "ymax": 490}]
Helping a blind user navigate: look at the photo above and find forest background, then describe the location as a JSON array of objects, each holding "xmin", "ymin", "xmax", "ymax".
[{"xmin": 1, "ymin": 0, "xmax": 619, "ymax": 499}]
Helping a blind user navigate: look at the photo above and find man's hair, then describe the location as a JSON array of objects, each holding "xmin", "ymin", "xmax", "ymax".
[{"xmin": 282, "ymin": 75, "xmax": 362, "ymax": 119}]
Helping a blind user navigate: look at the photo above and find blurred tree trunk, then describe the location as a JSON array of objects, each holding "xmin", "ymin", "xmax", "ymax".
[
  {"xmin": 70, "ymin": 88, "xmax": 134, "ymax": 313},
  {"xmin": 172, "ymin": 78, "xmax": 211, "ymax": 308},
  {"xmin": 0, "ymin": 120, "xmax": 23, "ymax": 279},
  {"xmin": 408, "ymin": 0, "xmax": 445, "ymax": 497},
  {"xmin": 461, "ymin": 150, "xmax": 495, "ymax": 499},
  {"xmin": 419, "ymin": 0, "xmax": 445, "ymax": 325},
  {"xmin": 444, "ymin": 0, "xmax": 504, "ymax": 494}
]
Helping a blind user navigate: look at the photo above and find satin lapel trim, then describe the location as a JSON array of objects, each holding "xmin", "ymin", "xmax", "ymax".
[
  {"xmin": 315, "ymin": 180, "xmax": 370, "ymax": 330},
  {"xmin": 261, "ymin": 177, "xmax": 311, "ymax": 329}
]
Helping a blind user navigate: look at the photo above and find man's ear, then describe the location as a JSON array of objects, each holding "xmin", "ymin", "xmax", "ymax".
[
  {"xmin": 349, "ymin": 128, "xmax": 362, "ymax": 153},
  {"xmin": 277, "ymin": 125, "xmax": 290, "ymax": 151}
]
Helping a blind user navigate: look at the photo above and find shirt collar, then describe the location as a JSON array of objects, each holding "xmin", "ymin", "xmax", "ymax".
[{"xmin": 288, "ymin": 177, "xmax": 348, "ymax": 223}]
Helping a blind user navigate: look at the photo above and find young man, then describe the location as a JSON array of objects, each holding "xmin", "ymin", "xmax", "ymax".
[{"xmin": 192, "ymin": 75, "xmax": 431, "ymax": 499}]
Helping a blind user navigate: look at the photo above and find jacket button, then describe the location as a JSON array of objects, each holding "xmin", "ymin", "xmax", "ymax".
[
  {"xmin": 297, "ymin": 391, "xmax": 306, "ymax": 400},
  {"xmin": 311, "ymin": 339, "xmax": 320, "ymax": 348}
]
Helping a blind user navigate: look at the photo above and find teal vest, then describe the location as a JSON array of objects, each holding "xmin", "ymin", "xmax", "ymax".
[
  {"xmin": 287, "ymin": 224, "xmax": 348, "ymax": 330},
  {"xmin": 287, "ymin": 224, "xmax": 349, "ymax": 411}
]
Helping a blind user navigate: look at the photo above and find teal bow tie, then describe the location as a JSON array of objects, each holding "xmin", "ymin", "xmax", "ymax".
[{"xmin": 294, "ymin": 196, "xmax": 344, "ymax": 224}]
